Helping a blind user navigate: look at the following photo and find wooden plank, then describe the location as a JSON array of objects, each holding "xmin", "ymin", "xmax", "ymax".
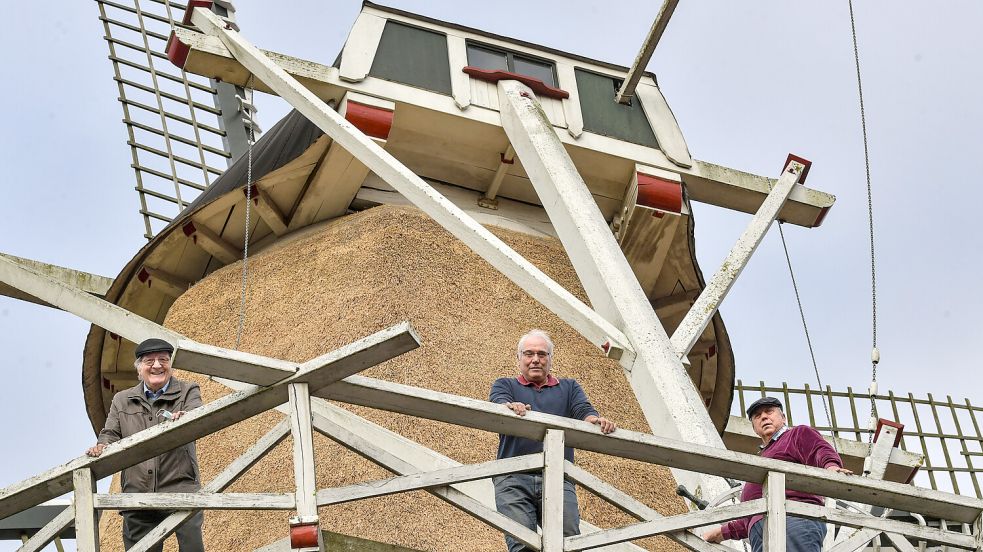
[
  {"xmin": 446, "ymin": 34, "xmax": 471, "ymax": 110},
  {"xmin": 17, "ymin": 503, "xmax": 75, "ymax": 552},
  {"xmin": 315, "ymin": 454, "xmax": 541, "ymax": 507},
  {"xmin": 93, "ymin": 493, "xmax": 294, "ymax": 510},
  {"xmin": 0, "ymin": 323, "xmax": 418, "ymax": 520},
  {"xmin": 289, "ymin": 383, "xmax": 318, "ymax": 521},
  {"xmin": 189, "ymin": 7, "xmax": 633, "ymax": 360},
  {"xmin": 564, "ymin": 462, "xmax": 728, "ymax": 552},
  {"xmin": 140, "ymin": 265, "xmax": 189, "ymax": 298},
  {"xmin": 784, "ymin": 502, "xmax": 977, "ymax": 550},
  {"xmin": 826, "ymin": 527, "xmax": 917, "ymax": 552},
  {"xmin": 187, "ymin": 220, "xmax": 241, "ymax": 265},
  {"xmin": 172, "ymin": 338, "xmax": 298, "ymax": 386},
  {"xmin": 542, "ymin": 430, "xmax": 564, "ymax": 552},
  {"xmin": 564, "ymin": 499, "xmax": 766, "ymax": 551},
  {"xmin": 555, "ymin": 63, "xmax": 583, "ymax": 138},
  {"xmin": 497, "ymin": 78, "xmax": 730, "ymax": 502},
  {"xmin": 290, "ymin": 139, "xmax": 371, "ymax": 229},
  {"xmin": 615, "ymin": 0, "xmax": 679, "ymax": 105},
  {"xmin": 338, "ymin": 12, "xmax": 386, "ymax": 82},
  {"xmin": 670, "ymin": 159, "xmax": 805, "ymax": 359},
  {"xmin": 0, "ymin": 253, "xmax": 112, "ymax": 308},
  {"xmin": 318, "ymin": 375, "xmax": 983, "ymax": 524},
  {"xmin": 635, "ymin": 82, "xmax": 692, "ymax": 168},
  {"xmin": 127, "ymin": 420, "xmax": 291, "ymax": 552},
  {"xmin": 73, "ymin": 469, "xmax": 99, "ymax": 552},
  {"xmin": 763, "ymin": 472, "xmax": 786, "ymax": 552},
  {"xmin": 252, "ymin": 188, "xmax": 289, "ymax": 235}
]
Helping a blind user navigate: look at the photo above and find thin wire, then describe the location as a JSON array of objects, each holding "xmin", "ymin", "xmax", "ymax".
[
  {"xmin": 776, "ymin": 221, "xmax": 838, "ymax": 454},
  {"xmin": 235, "ymin": 86, "xmax": 254, "ymax": 350},
  {"xmin": 848, "ymin": 0, "xmax": 880, "ymax": 443}
]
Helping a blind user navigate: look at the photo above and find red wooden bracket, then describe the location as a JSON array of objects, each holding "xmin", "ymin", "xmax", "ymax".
[
  {"xmin": 636, "ymin": 173, "xmax": 682, "ymax": 214},
  {"xmin": 873, "ymin": 418, "xmax": 905, "ymax": 448},
  {"xmin": 784, "ymin": 154, "xmax": 812, "ymax": 184},
  {"xmin": 345, "ymin": 101, "xmax": 394, "ymax": 140},
  {"xmin": 289, "ymin": 522, "xmax": 320, "ymax": 549},
  {"xmin": 462, "ymin": 66, "xmax": 569, "ymax": 100}
]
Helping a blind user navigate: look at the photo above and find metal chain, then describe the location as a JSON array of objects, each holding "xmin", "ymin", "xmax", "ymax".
[
  {"xmin": 234, "ymin": 86, "xmax": 254, "ymax": 350},
  {"xmin": 775, "ymin": 221, "xmax": 838, "ymax": 454},
  {"xmin": 848, "ymin": 0, "xmax": 880, "ymax": 449}
]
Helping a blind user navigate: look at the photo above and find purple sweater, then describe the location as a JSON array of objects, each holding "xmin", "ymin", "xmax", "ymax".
[{"xmin": 721, "ymin": 425, "xmax": 843, "ymax": 540}]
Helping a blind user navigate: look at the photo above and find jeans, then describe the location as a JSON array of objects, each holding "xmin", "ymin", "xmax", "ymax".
[
  {"xmin": 493, "ymin": 473, "xmax": 580, "ymax": 552},
  {"xmin": 122, "ymin": 510, "xmax": 205, "ymax": 552},
  {"xmin": 749, "ymin": 515, "xmax": 826, "ymax": 552}
]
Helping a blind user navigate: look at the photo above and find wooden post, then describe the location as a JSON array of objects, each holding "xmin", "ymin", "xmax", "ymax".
[
  {"xmin": 763, "ymin": 472, "xmax": 786, "ymax": 552},
  {"xmin": 73, "ymin": 468, "xmax": 99, "ymax": 552},
  {"xmin": 289, "ymin": 382, "xmax": 322, "ymax": 551},
  {"xmin": 542, "ymin": 430, "xmax": 565, "ymax": 552}
]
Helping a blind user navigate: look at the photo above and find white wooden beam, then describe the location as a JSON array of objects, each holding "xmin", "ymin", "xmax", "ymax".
[
  {"xmin": 315, "ymin": 454, "xmax": 541, "ymax": 507},
  {"xmin": 542, "ymin": 430, "xmax": 565, "ymax": 552},
  {"xmin": 0, "ymin": 253, "xmax": 112, "ymax": 307},
  {"xmin": 565, "ymin": 499, "xmax": 766, "ymax": 551},
  {"xmin": 337, "ymin": 11, "xmax": 386, "ymax": 82},
  {"xmin": 288, "ymin": 139, "xmax": 371, "ymax": 230},
  {"xmin": 93, "ymin": 493, "xmax": 295, "ymax": 510},
  {"xmin": 615, "ymin": 0, "xmax": 679, "ymax": 105},
  {"xmin": 189, "ymin": 7, "xmax": 632, "ymax": 359},
  {"xmin": 17, "ymin": 503, "xmax": 75, "ymax": 552},
  {"xmin": 564, "ymin": 462, "xmax": 728, "ymax": 552},
  {"xmin": 0, "ymin": 323, "xmax": 419, "ymax": 520},
  {"xmin": 250, "ymin": 186, "xmax": 289, "ymax": 235},
  {"xmin": 497, "ymin": 78, "xmax": 730, "ymax": 502},
  {"xmin": 317, "ymin": 375, "xmax": 983, "ymax": 524},
  {"xmin": 127, "ymin": 420, "xmax": 291, "ymax": 552},
  {"xmin": 288, "ymin": 383, "xmax": 319, "ymax": 527},
  {"xmin": 172, "ymin": 339, "xmax": 297, "ymax": 386},
  {"xmin": 139, "ymin": 265, "xmax": 190, "ymax": 298},
  {"xmin": 784, "ymin": 502, "xmax": 977, "ymax": 550},
  {"xmin": 670, "ymin": 159, "xmax": 805, "ymax": 358},
  {"xmin": 762, "ymin": 472, "xmax": 786, "ymax": 552},
  {"xmin": 73, "ymin": 469, "xmax": 99, "ymax": 552}
]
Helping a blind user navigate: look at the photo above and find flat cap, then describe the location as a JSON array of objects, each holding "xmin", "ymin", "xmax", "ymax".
[
  {"xmin": 746, "ymin": 396, "xmax": 783, "ymax": 418},
  {"xmin": 135, "ymin": 338, "xmax": 174, "ymax": 358}
]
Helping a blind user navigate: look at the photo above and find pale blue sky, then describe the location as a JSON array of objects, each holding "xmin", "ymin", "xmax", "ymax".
[{"xmin": 1, "ymin": 2, "xmax": 981, "ymax": 549}]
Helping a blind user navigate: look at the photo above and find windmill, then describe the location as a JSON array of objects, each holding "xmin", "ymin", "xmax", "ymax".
[{"xmin": 0, "ymin": 2, "xmax": 981, "ymax": 551}]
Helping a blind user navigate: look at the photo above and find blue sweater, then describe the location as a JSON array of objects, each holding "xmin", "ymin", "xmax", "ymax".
[{"xmin": 489, "ymin": 377, "xmax": 599, "ymax": 462}]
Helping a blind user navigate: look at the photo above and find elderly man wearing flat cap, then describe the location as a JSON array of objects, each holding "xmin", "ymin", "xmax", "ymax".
[
  {"xmin": 86, "ymin": 338, "xmax": 205, "ymax": 552},
  {"xmin": 703, "ymin": 396, "xmax": 852, "ymax": 552}
]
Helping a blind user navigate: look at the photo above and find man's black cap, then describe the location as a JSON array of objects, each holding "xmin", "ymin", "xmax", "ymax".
[
  {"xmin": 746, "ymin": 396, "xmax": 783, "ymax": 418},
  {"xmin": 135, "ymin": 338, "xmax": 174, "ymax": 358}
]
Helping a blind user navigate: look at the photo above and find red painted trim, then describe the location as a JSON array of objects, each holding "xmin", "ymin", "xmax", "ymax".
[
  {"xmin": 706, "ymin": 344, "xmax": 717, "ymax": 359},
  {"xmin": 874, "ymin": 418, "xmax": 905, "ymax": 448},
  {"xmin": 785, "ymin": 153, "xmax": 812, "ymax": 184},
  {"xmin": 345, "ymin": 101, "xmax": 394, "ymax": 140},
  {"xmin": 462, "ymin": 66, "xmax": 570, "ymax": 100},
  {"xmin": 182, "ymin": 0, "xmax": 213, "ymax": 25},
  {"xmin": 500, "ymin": 152, "xmax": 515, "ymax": 165},
  {"xmin": 165, "ymin": 32, "xmax": 190, "ymax": 69},
  {"xmin": 289, "ymin": 523, "xmax": 320, "ymax": 548},
  {"xmin": 137, "ymin": 267, "xmax": 151, "ymax": 284},
  {"xmin": 636, "ymin": 173, "xmax": 682, "ymax": 214},
  {"xmin": 182, "ymin": 221, "xmax": 197, "ymax": 237},
  {"xmin": 242, "ymin": 184, "xmax": 260, "ymax": 203},
  {"xmin": 812, "ymin": 206, "xmax": 831, "ymax": 227}
]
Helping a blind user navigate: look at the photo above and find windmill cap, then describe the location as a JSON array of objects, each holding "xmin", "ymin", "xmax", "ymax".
[
  {"xmin": 135, "ymin": 338, "xmax": 174, "ymax": 358},
  {"xmin": 746, "ymin": 397, "xmax": 783, "ymax": 418}
]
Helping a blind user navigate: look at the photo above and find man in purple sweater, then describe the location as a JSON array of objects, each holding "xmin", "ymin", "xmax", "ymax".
[
  {"xmin": 703, "ymin": 397, "xmax": 852, "ymax": 552},
  {"xmin": 490, "ymin": 329, "xmax": 616, "ymax": 552}
]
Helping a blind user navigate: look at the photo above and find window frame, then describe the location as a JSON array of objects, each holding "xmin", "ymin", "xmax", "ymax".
[{"xmin": 465, "ymin": 41, "xmax": 558, "ymax": 88}]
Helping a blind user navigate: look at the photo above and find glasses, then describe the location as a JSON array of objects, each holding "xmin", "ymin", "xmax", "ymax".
[
  {"xmin": 520, "ymin": 350, "xmax": 550, "ymax": 359},
  {"xmin": 140, "ymin": 356, "xmax": 171, "ymax": 367}
]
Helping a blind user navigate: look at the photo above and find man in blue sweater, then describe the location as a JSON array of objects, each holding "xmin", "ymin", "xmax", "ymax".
[{"xmin": 490, "ymin": 329, "xmax": 616, "ymax": 552}]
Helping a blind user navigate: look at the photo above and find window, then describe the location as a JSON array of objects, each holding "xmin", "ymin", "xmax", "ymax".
[
  {"xmin": 466, "ymin": 43, "xmax": 557, "ymax": 87},
  {"xmin": 369, "ymin": 21, "xmax": 452, "ymax": 95},
  {"xmin": 575, "ymin": 68, "xmax": 659, "ymax": 148}
]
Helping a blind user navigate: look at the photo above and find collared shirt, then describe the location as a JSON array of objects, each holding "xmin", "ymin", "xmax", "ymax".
[
  {"xmin": 759, "ymin": 424, "xmax": 790, "ymax": 450},
  {"xmin": 516, "ymin": 374, "xmax": 560, "ymax": 390},
  {"xmin": 144, "ymin": 378, "xmax": 171, "ymax": 402}
]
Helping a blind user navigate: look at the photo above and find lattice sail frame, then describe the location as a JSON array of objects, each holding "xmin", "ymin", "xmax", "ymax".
[
  {"xmin": 735, "ymin": 381, "xmax": 983, "ymax": 499},
  {"xmin": 96, "ymin": 0, "xmax": 259, "ymax": 239}
]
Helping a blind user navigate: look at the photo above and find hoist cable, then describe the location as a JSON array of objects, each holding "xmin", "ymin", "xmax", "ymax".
[{"xmin": 234, "ymin": 86, "xmax": 254, "ymax": 350}]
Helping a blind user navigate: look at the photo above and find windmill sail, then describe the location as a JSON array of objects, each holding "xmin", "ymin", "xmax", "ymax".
[{"xmin": 95, "ymin": 0, "xmax": 259, "ymax": 239}]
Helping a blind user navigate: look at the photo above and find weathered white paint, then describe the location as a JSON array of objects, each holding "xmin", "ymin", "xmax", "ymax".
[
  {"xmin": 288, "ymin": 383, "xmax": 318, "ymax": 523},
  {"xmin": 0, "ymin": 253, "xmax": 112, "ymax": 307},
  {"xmin": 555, "ymin": 64, "xmax": 583, "ymax": 138},
  {"xmin": 497, "ymin": 78, "xmax": 731, "ymax": 505},
  {"xmin": 762, "ymin": 472, "xmax": 786, "ymax": 552},
  {"xmin": 17, "ymin": 503, "xmax": 75, "ymax": 552},
  {"xmin": 446, "ymin": 34, "xmax": 471, "ymax": 109},
  {"xmin": 635, "ymin": 82, "xmax": 693, "ymax": 168},
  {"xmin": 190, "ymin": 8, "xmax": 633, "ymax": 357},
  {"xmin": 338, "ymin": 12, "xmax": 386, "ymax": 82},
  {"xmin": 173, "ymin": 338, "xmax": 297, "ymax": 386},
  {"xmin": 670, "ymin": 160, "xmax": 804, "ymax": 359},
  {"xmin": 93, "ymin": 493, "xmax": 295, "ymax": 510},
  {"xmin": 542, "ymin": 430, "xmax": 565, "ymax": 552},
  {"xmin": 73, "ymin": 469, "xmax": 99, "ymax": 552},
  {"xmin": 614, "ymin": 0, "xmax": 679, "ymax": 105}
]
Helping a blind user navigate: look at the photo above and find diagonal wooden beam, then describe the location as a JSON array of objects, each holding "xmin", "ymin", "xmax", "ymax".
[
  {"xmin": 0, "ymin": 323, "xmax": 419, "ymax": 520},
  {"xmin": 16, "ymin": 503, "xmax": 75, "ymax": 552},
  {"xmin": 565, "ymin": 499, "xmax": 766, "ymax": 551},
  {"xmin": 189, "ymin": 7, "xmax": 632, "ymax": 360},
  {"xmin": 126, "ymin": 420, "xmax": 291, "ymax": 552},
  {"xmin": 315, "ymin": 454, "xmax": 541, "ymax": 507},
  {"xmin": 0, "ymin": 253, "xmax": 112, "ymax": 307},
  {"xmin": 615, "ymin": 0, "xmax": 679, "ymax": 105}
]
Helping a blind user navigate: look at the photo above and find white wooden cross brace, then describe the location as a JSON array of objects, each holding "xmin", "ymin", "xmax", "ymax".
[
  {"xmin": 496, "ymin": 77, "xmax": 731, "ymax": 505},
  {"xmin": 187, "ymin": 7, "xmax": 632, "ymax": 360},
  {"xmin": 542, "ymin": 430, "xmax": 566, "ymax": 552},
  {"xmin": 72, "ymin": 468, "xmax": 99, "ymax": 552},
  {"xmin": 16, "ymin": 503, "xmax": 76, "ymax": 552},
  {"xmin": 670, "ymin": 158, "xmax": 805, "ymax": 359},
  {"xmin": 0, "ymin": 323, "xmax": 419, "ymax": 520}
]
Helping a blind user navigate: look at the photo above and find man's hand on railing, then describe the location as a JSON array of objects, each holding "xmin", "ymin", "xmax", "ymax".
[
  {"xmin": 584, "ymin": 414, "xmax": 617, "ymax": 434},
  {"xmin": 825, "ymin": 464, "xmax": 854, "ymax": 475},
  {"xmin": 702, "ymin": 527, "xmax": 724, "ymax": 543},
  {"xmin": 86, "ymin": 443, "xmax": 107, "ymax": 457}
]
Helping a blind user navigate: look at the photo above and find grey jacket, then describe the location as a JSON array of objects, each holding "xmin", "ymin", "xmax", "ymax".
[{"xmin": 98, "ymin": 378, "xmax": 202, "ymax": 494}]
